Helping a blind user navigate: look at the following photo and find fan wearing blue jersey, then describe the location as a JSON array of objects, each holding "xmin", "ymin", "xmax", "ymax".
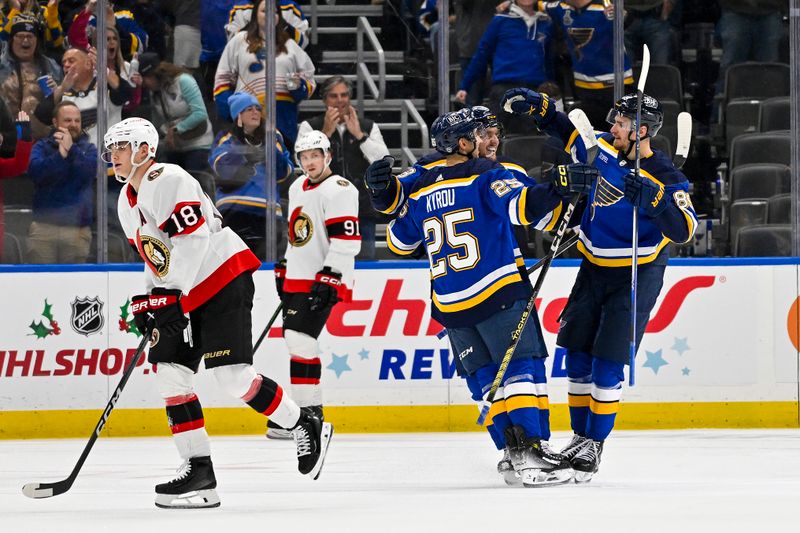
[
  {"xmin": 387, "ymin": 108, "xmax": 597, "ymax": 487},
  {"xmin": 502, "ymin": 87, "xmax": 699, "ymax": 482}
]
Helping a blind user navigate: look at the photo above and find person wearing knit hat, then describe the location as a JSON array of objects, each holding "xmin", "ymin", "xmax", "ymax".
[{"xmin": 228, "ymin": 92, "xmax": 261, "ymax": 121}]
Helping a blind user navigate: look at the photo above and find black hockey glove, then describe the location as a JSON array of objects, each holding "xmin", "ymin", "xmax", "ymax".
[
  {"xmin": 501, "ymin": 87, "xmax": 555, "ymax": 124},
  {"xmin": 623, "ymin": 172, "xmax": 668, "ymax": 217},
  {"xmin": 130, "ymin": 294, "xmax": 153, "ymax": 336},
  {"xmin": 308, "ymin": 267, "xmax": 342, "ymax": 313},
  {"xmin": 274, "ymin": 258, "xmax": 287, "ymax": 299},
  {"xmin": 148, "ymin": 288, "xmax": 189, "ymax": 337},
  {"xmin": 550, "ymin": 163, "xmax": 599, "ymax": 198},
  {"xmin": 364, "ymin": 155, "xmax": 395, "ymax": 193}
]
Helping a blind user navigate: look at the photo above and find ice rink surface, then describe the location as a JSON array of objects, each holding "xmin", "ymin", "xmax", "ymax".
[{"xmin": 1, "ymin": 429, "xmax": 798, "ymax": 532}]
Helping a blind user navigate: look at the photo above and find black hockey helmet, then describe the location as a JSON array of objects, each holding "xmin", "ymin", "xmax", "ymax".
[
  {"xmin": 606, "ymin": 93, "xmax": 663, "ymax": 137},
  {"xmin": 430, "ymin": 108, "xmax": 485, "ymax": 155},
  {"xmin": 471, "ymin": 105, "xmax": 505, "ymax": 139}
]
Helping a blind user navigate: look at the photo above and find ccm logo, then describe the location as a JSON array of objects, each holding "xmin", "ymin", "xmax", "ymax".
[{"xmin": 319, "ymin": 275, "xmax": 341, "ymax": 286}]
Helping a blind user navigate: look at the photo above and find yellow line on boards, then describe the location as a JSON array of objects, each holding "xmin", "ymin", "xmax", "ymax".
[{"xmin": 0, "ymin": 402, "xmax": 796, "ymax": 439}]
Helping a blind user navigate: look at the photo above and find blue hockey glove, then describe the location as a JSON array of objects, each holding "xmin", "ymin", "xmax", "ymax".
[
  {"xmin": 501, "ymin": 88, "xmax": 554, "ymax": 124},
  {"xmin": 364, "ymin": 155, "xmax": 394, "ymax": 192},
  {"xmin": 550, "ymin": 163, "xmax": 599, "ymax": 198},
  {"xmin": 622, "ymin": 172, "xmax": 668, "ymax": 217}
]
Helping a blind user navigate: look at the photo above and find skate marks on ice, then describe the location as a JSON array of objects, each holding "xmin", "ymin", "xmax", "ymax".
[{"xmin": 1, "ymin": 430, "xmax": 799, "ymax": 531}]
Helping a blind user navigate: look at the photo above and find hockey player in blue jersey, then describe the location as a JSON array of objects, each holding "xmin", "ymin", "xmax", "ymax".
[
  {"xmin": 502, "ymin": 87, "xmax": 699, "ymax": 482},
  {"xmin": 387, "ymin": 108, "xmax": 598, "ymax": 487}
]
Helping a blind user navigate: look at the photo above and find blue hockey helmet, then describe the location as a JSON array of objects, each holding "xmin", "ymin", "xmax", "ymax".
[
  {"xmin": 606, "ymin": 93, "xmax": 664, "ymax": 137},
  {"xmin": 471, "ymin": 105, "xmax": 504, "ymax": 139},
  {"xmin": 430, "ymin": 108, "xmax": 485, "ymax": 155}
]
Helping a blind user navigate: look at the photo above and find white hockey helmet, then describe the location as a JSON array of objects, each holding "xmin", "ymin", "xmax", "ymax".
[
  {"xmin": 104, "ymin": 118, "xmax": 159, "ymax": 182},
  {"xmin": 294, "ymin": 130, "xmax": 330, "ymax": 166}
]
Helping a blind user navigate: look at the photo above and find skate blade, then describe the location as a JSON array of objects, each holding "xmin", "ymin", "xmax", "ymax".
[
  {"xmin": 266, "ymin": 428, "xmax": 294, "ymax": 440},
  {"xmin": 502, "ymin": 470, "xmax": 522, "ymax": 487},
  {"xmin": 308, "ymin": 422, "xmax": 333, "ymax": 481},
  {"xmin": 521, "ymin": 468, "xmax": 574, "ymax": 488},
  {"xmin": 573, "ymin": 470, "xmax": 596, "ymax": 484},
  {"xmin": 155, "ymin": 488, "xmax": 221, "ymax": 509}
]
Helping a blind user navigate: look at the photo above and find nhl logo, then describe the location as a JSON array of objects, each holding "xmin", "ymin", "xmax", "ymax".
[{"xmin": 70, "ymin": 296, "xmax": 105, "ymax": 336}]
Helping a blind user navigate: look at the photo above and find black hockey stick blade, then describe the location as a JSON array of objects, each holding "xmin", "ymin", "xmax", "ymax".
[
  {"xmin": 673, "ymin": 112, "xmax": 692, "ymax": 169},
  {"xmin": 22, "ymin": 326, "xmax": 152, "ymax": 499}
]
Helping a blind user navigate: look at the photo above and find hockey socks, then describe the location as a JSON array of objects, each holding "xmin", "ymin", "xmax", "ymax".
[
  {"xmin": 500, "ymin": 358, "xmax": 549, "ymax": 441},
  {"xmin": 290, "ymin": 355, "xmax": 322, "ymax": 407},
  {"xmin": 565, "ymin": 351, "xmax": 624, "ymax": 441},
  {"xmin": 165, "ymin": 393, "xmax": 211, "ymax": 460},
  {"xmin": 243, "ymin": 374, "xmax": 301, "ymax": 430}
]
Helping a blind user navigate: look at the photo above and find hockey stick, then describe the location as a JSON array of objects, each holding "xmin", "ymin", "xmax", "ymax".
[
  {"xmin": 22, "ymin": 322, "xmax": 153, "ymax": 499},
  {"xmin": 673, "ymin": 112, "xmax": 692, "ymax": 170},
  {"xmin": 526, "ymin": 231, "xmax": 579, "ymax": 275},
  {"xmin": 253, "ymin": 302, "xmax": 283, "ymax": 354},
  {"xmin": 476, "ymin": 109, "xmax": 598, "ymax": 426},
  {"xmin": 629, "ymin": 44, "xmax": 651, "ymax": 387}
]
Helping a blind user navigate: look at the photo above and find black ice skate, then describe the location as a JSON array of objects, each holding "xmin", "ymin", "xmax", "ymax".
[
  {"xmin": 560, "ymin": 433, "xmax": 590, "ymax": 461},
  {"xmin": 506, "ymin": 426, "xmax": 573, "ymax": 488},
  {"xmin": 154, "ymin": 456, "xmax": 220, "ymax": 509},
  {"xmin": 571, "ymin": 439, "xmax": 603, "ymax": 483},
  {"xmin": 292, "ymin": 407, "xmax": 333, "ymax": 480},
  {"xmin": 268, "ymin": 405, "xmax": 324, "ymax": 440}
]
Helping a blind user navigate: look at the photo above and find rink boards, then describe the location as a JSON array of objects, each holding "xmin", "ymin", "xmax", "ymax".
[{"xmin": 0, "ymin": 259, "xmax": 798, "ymax": 438}]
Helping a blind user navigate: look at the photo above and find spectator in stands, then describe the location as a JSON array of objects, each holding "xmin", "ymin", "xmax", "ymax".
[
  {"xmin": 225, "ymin": 0, "xmax": 309, "ymax": 49},
  {"xmin": 0, "ymin": 110, "xmax": 32, "ymax": 263},
  {"xmin": 102, "ymin": 25, "xmax": 141, "ymax": 115},
  {"xmin": 199, "ymin": 0, "xmax": 235, "ymax": 99},
  {"xmin": 26, "ymin": 101, "xmax": 95, "ymax": 264},
  {"xmin": 536, "ymin": 0, "xmax": 634, "ymax": 128},
  {"xmin": 210, "ymin": 92, "xmax": 293, "ymax": 259},
  {"xmin": 34, "ymin": 46, "xmax": 133, "ymax": 144},
  {"xmin": 68, "ymin": 0, "xmax": 148, "ymax": 61},
  {"xmin": 115, "ymin": 0, "xmax": 168, "ymax": 61},
  {"xmin": 137, "ymin": 52, "xmax": 213, "ymax": 175},
  {"xmin": 0, "ymin": 14, "xmax": 62, "ymax": 140},
  {"xmin": 454, "ymin": 0, "xmax": 498, "ymax": 106},
  {"xmin": 214, "ymin": 0, "xmax": 316, "ymax": 148},
  {"xmin": 297, "ymin": 75, "xmax": 389, "ymax": 260},
  {"xmin": 624, "ymin": 1, "xmax": 675, "ymax": 65},
  {"xmin": 716, "ymin": 0, "xmax": 786, "ymax": 88},
  {"xmin": 0, "ymin": 0, "xmax": 65, "ymax": 53},
  {"xmin": 454, "ymin": 0, "xmax": 554, "ymax": 135},
  {"xmin": 157, "ymin": 0, "xmax": 201, "ymax": 68}
]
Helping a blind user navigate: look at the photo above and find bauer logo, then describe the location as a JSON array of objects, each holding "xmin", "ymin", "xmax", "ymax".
[{"xmin": 70, "ymin": 297, "xmax": 105, "ymax": 336}]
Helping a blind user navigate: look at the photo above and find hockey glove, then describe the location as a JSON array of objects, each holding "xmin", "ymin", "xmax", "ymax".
[
  {"xmin": 274, "ymin": 258, "xmax": 287, "ymax": 299},
  {"xmin": 309, "ymin": 267, "xmax": 342, "ymax": 313},
  {"xmin": 622, "ymin": 172, "xmax": 668, "ymax": 217},
  {"xmin": 550, "ymin": 163, "xmax": 599, "ymax": 198},
  {"xmin": 364, "ymin": 155, "xmax": 395, "ymax": 192},
  {"xmin": 501, "ymin": 88, "xmax": 554, "ymax": 124},
  {"xmin": 148, "ymin": 288, "xmax": 189, "ymax": 337},
  {"xmin": 130, "ymin": 294, "xmax": 153, "ymax": 336}
]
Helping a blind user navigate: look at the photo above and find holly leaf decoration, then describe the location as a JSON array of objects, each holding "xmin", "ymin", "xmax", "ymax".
[
  {"xmin": 128, "ymin": 320, "xmax": 142, "ymax": 338},
  {"xmin": 29, "ymin": 320, "xmax": 52, "ymax": 339},
  {"xmin": 120, "ymin": 299, "xmax": 131, "ymax": 321},
  {"xmin": 42, "ymin": 299, "xmax": 54, "ymax": 322}
]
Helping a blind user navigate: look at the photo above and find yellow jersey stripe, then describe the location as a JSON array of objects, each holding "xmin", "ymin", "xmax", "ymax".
[
  {"xmin": 381, "ymin": 178, "xmax": 402, "ymax": 214},
  {"xmin": 506, "ymin": 395, "xmax": 550, "ymax": 412},
  {"xmin": 432, "ymin": 272, "xmax": 522, "ymax": 313},
  {"xmin": 543, "ymin": 201, "xmax": 563, "ymax": 232},
  {"xmin": 518, "ymin": 188, "xmax": 531, "ymax": 226},
  {"xmin": 410, "ymin": 175, "xmax": 479, "ymax": 200},
  {"xmin": 577, "ymin": 237, "xmax": 671, "ymax": 267}
]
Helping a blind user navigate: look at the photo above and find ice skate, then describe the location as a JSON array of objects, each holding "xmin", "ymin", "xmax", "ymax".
[
  {"xmin": 292, "ymin": 407, "xmax": 333, "ymax": 480},
  {"xmin": 154, "ymin": 456, "xmax": 220, "ymax": 509},
  {"xmin": 269, "ymin": 405, "xmax": 324, "ymax": 440},
  {"xmin": 497, "ymin": 447, "xmax": 520, "ymax": 486},
  {"xmin": 560, "ymin": 433, "xmax": 590, "ymax": 461},
  {"xmin": 506, "ymin": 426, "xmax": 572, "ymax": 487},
  {"xmin": 571, "ymin": 439, "xmax": 603, "ymax": 483}
]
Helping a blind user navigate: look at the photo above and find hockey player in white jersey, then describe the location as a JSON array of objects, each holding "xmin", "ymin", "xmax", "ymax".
[
  {"xmin": 268, "ymin": 130, "xmax": 361, "ymax": 439},
  {"xmin": 105, "ymin": 117, "xmax": 333, "ymax": 508}
]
